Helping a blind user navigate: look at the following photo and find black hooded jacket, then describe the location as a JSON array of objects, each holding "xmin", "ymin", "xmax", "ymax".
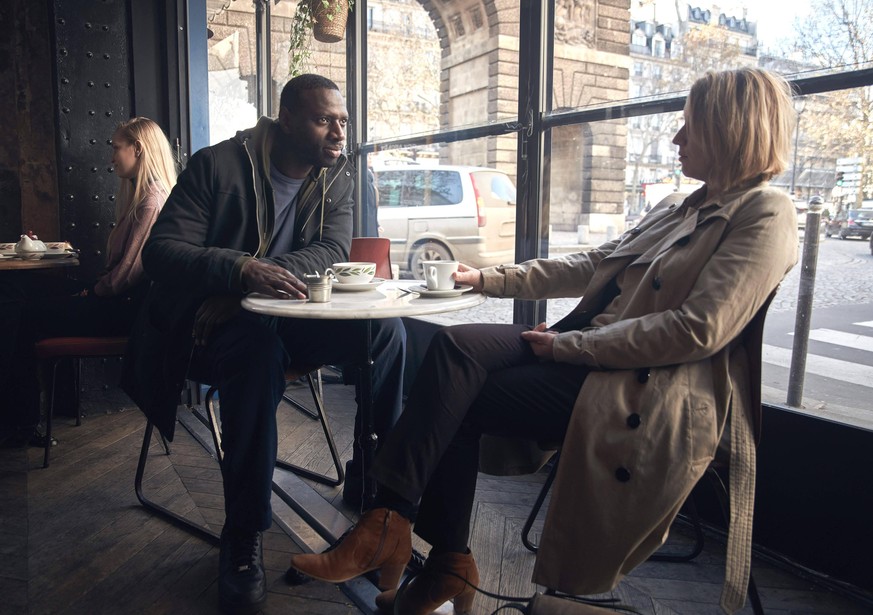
[{"xmin": 122, "ymin": 117, "xmax": 356, "ymax": 439}]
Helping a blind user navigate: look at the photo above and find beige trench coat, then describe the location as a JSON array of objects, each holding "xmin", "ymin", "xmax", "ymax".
[{"xmin": 478, "ymin": 184, "xmax": 797, "ymax": 613}]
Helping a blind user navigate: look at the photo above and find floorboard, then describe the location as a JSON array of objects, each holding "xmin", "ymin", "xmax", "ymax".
[{"xmin": 2, "ymin": 375, "xmax": 871, "ymax": 615}]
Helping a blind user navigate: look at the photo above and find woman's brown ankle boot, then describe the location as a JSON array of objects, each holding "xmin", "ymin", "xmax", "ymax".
[
  {"xmin": 375, "ymin": 550, "xmax": 479, "ymax": 614},
  {"xmin": 289, "ymin": 508, "xmax": 412, "ymax": 591}
]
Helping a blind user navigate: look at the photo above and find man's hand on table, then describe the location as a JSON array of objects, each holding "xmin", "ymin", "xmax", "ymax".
[
  {"xmin": 241, "ymin": 259, "xmax": 307, "ymax": 299},
  {"xmin": 453, "ymin": 263, "xmax": 484, "ymax": 291}
]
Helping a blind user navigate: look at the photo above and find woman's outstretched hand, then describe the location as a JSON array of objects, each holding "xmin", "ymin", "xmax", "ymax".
[
  {"xmin": 453, "ymin": 263, "xmax": 484, "ymax": 291},
  {"xmin": 521, "ymin": 322, "xmax": 557, "ymax": 361}
]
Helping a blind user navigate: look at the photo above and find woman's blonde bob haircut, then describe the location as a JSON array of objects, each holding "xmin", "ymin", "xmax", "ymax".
[
  {"xmin": 686, "ymin": 67, "xmax": 796, "ymax": 194},
  {"xmin": 109, "ymin": 117, "xmax": 177, "ymax": 258}
]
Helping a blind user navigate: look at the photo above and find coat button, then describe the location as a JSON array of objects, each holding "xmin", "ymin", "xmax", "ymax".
[
  {"xmin": 326, "ymin": 197, "xmax": 332, "ymax": 204},
  {"xmin": 652, "ymin": 276, "xmax": 662, "ymax": 290},
  {"xmin": 615, "ymin": 467, "xmax": 631, "ymax": 482},
  {"xmin": 636, "ymin": 368, "xmax": 650, "ymax": 383},
  {"xmin": 345, "ymin": 170, "xmax": 351, "ymax": 176},
  {"xmin": 630, "ymin": 227, "xmax": 641, "ymax": 235},
  {"xmin": 626, "ymin": 413, "xmax": 642, "ymax": 429}
]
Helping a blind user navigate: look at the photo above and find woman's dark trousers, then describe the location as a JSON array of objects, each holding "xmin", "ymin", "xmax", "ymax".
[{"xmin": 371, "ymin": 323, "xmax": 589, "ymax": 552}]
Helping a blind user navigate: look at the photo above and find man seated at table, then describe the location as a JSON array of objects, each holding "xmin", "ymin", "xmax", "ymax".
[{"xmin": 122, "ymin": 74, "xmax": 406, "ymax": 615}]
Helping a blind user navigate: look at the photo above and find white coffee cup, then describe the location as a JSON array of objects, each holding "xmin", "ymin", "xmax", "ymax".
[{"xmin": 423, "ymin": 260, "xmax": 459, "ymax": 291}]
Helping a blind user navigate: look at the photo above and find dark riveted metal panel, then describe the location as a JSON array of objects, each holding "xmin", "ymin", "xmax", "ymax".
[{"xmin": 53, "ymin": 0, "xmax": 130, "ymax": 282}]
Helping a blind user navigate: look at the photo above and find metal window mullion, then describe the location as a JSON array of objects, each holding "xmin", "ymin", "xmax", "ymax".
[
  {"xmin": 513, "ymin": 0, "xmax": 550, "ymax": 326},
  {"xmin": 255, "ymin": 0, "xmax": 271, "ymax": 117},
  {"xmin": 348, "ymin": 0, "xmax": 367, "ymax": 237}
]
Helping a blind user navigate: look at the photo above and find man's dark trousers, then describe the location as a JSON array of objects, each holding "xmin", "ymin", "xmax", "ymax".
[{"xmin": 198, "ymin": 310, "xmax": 406, "ymax": 532}]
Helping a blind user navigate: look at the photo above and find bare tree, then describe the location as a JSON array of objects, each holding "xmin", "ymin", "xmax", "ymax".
[{"xmin": 785, "ymin": 0, "xmax": 873, "ymax": 206}]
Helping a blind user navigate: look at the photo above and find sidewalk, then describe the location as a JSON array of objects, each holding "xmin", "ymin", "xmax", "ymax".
[{"xmin": 547, "ymin": 228, "xmax": 610, "ymax": 254}]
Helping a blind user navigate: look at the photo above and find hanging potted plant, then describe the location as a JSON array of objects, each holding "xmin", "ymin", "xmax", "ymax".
[
  {"xmin": 312, "ymin": 0, "xmax": 353, "ymax": 43},
  {"xmin": 288, "ymin": 0, "xmax": 355, "ymax": 77}
]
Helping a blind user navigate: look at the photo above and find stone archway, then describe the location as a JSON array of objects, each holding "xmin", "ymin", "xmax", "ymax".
[{"xmin": 412, "ymin": 0, "xmax": 630, "ymax": 233}]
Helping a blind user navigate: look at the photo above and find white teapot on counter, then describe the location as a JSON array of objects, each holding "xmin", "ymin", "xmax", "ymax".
[{"xmin": 15, "ymin": 233, "xmax": 47, "ymax": 259}]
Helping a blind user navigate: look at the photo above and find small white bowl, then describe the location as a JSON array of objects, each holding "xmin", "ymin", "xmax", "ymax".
[{"xmin": 331, "ymin": 262, "xmax": 376, "ymax": 285}]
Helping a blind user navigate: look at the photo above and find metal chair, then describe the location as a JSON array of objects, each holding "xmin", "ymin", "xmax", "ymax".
[
  {"xmin": 520, "ymin": 292, "xmax": 777, "ymax": 615},
  {"xmin": 33, "ymin": 335, "xmax": 129, "ymax": 468},
  {"xmin": 134, "ymin": 364, "xmax": 346, "ymax": 545},
  {"xmin": 349, "ymin": 236, "xmax": 392, "ymax": 279},
  {"xmin": 136, "ymin": 238, "xmax": 392, "ymax": 538}
]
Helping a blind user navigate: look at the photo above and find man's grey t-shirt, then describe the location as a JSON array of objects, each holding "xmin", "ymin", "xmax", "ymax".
[{"xmin": 267, "ymin": 162, "xmax": 305, "ymax": 257}]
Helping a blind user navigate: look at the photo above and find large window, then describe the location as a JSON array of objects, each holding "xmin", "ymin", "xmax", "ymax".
[
  {"xmin": 199, "ymin": 0, "xmax": 873, "ymax": 426},
  {"xmin": 206, "ymin": 4, "xmax": 257, "ymax": 143}
]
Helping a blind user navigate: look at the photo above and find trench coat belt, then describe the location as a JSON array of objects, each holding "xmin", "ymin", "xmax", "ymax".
[{"xmin": 721, "ymin": 390, "xmax": 756, "ymax": 613}]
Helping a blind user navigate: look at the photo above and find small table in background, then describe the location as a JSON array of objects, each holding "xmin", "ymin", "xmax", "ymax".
[{"xmin": 0, "ymin": 255, "xmax": 79, "ymax": 272}]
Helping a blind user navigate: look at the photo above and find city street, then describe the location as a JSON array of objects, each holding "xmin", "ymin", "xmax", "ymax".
[
  {"xmin": 763, "ymin": 232, "xmax": 873, "ymax": 427},
  {"xmin": 421, "ymin": 230, "xmax": 873, "ymax": 428}
]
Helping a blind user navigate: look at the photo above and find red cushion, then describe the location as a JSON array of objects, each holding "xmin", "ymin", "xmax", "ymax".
[{"xmin": 34, "ymin": 336, "xmax": 129, "ymax": 360}]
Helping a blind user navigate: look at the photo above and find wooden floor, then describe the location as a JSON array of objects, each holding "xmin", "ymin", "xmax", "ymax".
[{"xmin": 2, "ymin": 374, "xmax": 871, "ymax": 615}]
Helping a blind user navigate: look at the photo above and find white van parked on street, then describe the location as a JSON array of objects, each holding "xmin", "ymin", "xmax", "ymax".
[{"xmin": 374, "ymin": 164, "xmax": 517, "ymax": 277}]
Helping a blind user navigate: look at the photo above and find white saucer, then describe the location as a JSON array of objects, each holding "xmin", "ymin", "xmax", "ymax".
[
  {"xmin": 0, "ymin": 254, "xmax": 13, "ymax": 260},
  {"xmin": 414, "ymin": 284, "xmax": 474, "ymax": 298},
  {"xmin": 332, "ymin": 277, "xmax": 386, "ymax": 292},
  {"xmin": 16, "ymin": 251, "xmax": 45, "ymax": 260},
  {"xmin": 41, "ymin": 251, "xmax": 75, "ymax": 259}
]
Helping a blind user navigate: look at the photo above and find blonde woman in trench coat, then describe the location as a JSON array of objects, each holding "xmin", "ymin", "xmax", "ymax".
[{"xmin": 290, "ymin": 68, "xmax": 799, "ymax": 615}]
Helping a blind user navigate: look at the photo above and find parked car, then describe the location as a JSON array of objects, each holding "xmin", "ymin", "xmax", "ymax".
[
  {"xmin": 374, "ymin": 164, "xmax": 517, "ymax": 277},
  {"xmin": 825, "ymin": 208, "xmax": 873, "ymax": 240}
]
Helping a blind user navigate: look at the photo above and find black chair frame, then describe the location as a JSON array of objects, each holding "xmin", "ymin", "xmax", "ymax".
[{"xmin": 135, "ymin": 372, "xmax": 345, "ymax": 545}]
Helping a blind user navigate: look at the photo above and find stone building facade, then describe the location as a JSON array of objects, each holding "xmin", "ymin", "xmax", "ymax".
[{"xmin": 216, "ymin": 0, "xmax": 633, "ymax": 234}]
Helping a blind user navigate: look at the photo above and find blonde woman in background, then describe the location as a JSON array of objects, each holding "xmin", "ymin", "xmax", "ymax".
[
  {"xmin": 0, "ymin": 117, "xmax": 176, "ymax": 448},
  {"xmin": 88, "ymin": 116, "xmax": 178, "ymax": 298}
]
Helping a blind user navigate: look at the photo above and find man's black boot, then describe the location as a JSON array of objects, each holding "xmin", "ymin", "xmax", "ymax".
[{"xmin": 219, "ymin": 528, "xmax": 267, "ymax": 614}]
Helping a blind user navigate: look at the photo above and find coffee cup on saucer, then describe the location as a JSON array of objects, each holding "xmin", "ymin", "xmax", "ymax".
[
  {"xmin": 331, "ymin": 262, "xmax": 376, "ymax": 285},
  {"xmin": 423, "ymin": 260, "xmax": 459, "ymax": 291}
]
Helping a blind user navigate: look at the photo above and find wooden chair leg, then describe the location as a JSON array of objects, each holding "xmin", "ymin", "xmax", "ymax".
[
  {"xmin": 43, "ymin": 360, "xmax": 59, "ymax": 468},
  {"xmin": 73, "ymin": 358, "xmax": 82, "ymax": 426}
]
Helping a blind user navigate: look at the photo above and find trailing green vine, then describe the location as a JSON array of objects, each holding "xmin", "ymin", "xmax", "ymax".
[{"xmin": 288, "ymin": 0, "xmax": 355, "ymax": 77}]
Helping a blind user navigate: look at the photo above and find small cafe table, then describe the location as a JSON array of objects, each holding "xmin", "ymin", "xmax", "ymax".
[{"xmin": 241, "ymin": 280, "xmax": 485, "ymax": 544}]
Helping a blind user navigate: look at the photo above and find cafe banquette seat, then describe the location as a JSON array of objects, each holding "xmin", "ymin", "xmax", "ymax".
[
  {"xmin": 33, "ymin": 335, "xmax": 129, "ymax": 468},
  {"xmin": 520, "ymin": 291, "xmax": 776, "ymax": 615}
]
